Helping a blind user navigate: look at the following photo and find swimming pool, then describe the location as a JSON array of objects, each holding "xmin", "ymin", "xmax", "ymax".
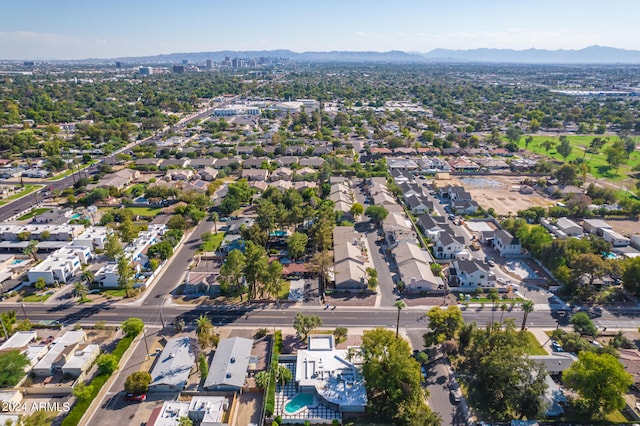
[
  {"xmin": 11, "ymin": 259, "xmax": 25, "ymax": 265},
  {"xmin": 284, "ymin": 393, "xmax": 314, "ymax": 414},
  {"xmin": 70, "ymin": 213, "xmax": 82, "ymax": 219}
]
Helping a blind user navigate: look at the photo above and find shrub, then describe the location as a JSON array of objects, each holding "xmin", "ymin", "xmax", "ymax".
[{"xmin": 254, "ymin": 328, "xmax": 268, "ymax": 339}]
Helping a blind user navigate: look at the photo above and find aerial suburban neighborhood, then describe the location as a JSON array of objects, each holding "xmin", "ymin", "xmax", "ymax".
[{"xmin": 3, "ymin": 18, "xmax": 640, "ymax": 426}]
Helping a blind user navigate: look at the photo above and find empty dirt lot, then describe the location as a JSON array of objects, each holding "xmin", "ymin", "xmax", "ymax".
[{"xmin": 456, "ymin": 175, "xmax": 554, "ymax": 216}]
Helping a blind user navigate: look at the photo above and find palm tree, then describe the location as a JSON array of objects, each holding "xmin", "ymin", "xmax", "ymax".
[
  {"xmin": 22, "ymin": 240, "xmax": 39, "ymax": 262},
  {"xmin": 195, "ymin": 314, "xmax": 213, "ymax": 336},
  {"xmin": 73, "ymin": 282, "xmax": 88, "ymax": 300},
  {"xmin": 521, "ymin": 300, "xmax": 535, "ymax": 331},
  {"xmin": 210, "ymin": 212, "xmax": 218, "ymax": 234},
  {"xmin": 488, "ymin": 288, "xmax": 500, "ymax": 323},
  {"xmin": 394, "ymin": 300, "xmax": 406, "ymax": 339},
  {"xmin": 81, "ymin": 267, "xmax": 95, "ymax": 286},
  {"xmin": 499, "ymin": 303, "xmax": 508, "ymax": 322}
]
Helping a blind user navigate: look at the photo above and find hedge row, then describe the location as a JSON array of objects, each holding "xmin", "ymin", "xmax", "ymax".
[
  {"xmin": 61, "ymin": 334, "xmax": 136, "ymax": 426},
  {"xmin": 265, "ymin": 330, "xmax": 283, "ymax": 417}
]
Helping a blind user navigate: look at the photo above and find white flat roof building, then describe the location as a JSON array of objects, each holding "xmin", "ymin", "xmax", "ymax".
[
  {"xmin": 0, "ymin": 331, "xmax": 36, "ymax": 351},
  {"xmin": 33, "ymin": 330, "xmax": 85, "ymax": 377}
]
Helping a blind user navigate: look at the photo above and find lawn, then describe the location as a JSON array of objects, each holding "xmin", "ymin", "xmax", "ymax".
[
  {"xmin": 522, "ymin": 331, "xmax": 547, "ymax": 355},
  {"xmin": 606, "ymin": 409, "xmax": 628, "ymax": 423},
  {"xmin": 102, "ymin": 289, "xmax": 126, "ymax": 297},
  {"xmin": 124, "ymin": 206, "xmax": 161, "ymax": 217},
  {"xmin": 47, "ymin": 161, "xmax": 96, "ymax": 181},
  {"xmin": 0, "ymin": 184, "xmax": 42, "ymax": 205},
  {"xmin": 22, "ymin": 292, "xmax": 53, "ymax": 302},
  {"xmin": 514, "ymin": 134, "xmax": 640, "ymax": 181},
  {"xmin": 17, "ymin": 208, "xmax": 51, "ymax": 221},
  {"xmin": 278, "ymin": 281, "xmax": 291, "ymax": 300},
  {"xmin": 200, "ymin": 232, "xmax": 225, "ymax": 252}
]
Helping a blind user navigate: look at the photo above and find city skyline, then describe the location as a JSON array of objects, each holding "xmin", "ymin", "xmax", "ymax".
[{"xmin": 1, "ymin": 0, "xmax": 640, "ymax": 60}]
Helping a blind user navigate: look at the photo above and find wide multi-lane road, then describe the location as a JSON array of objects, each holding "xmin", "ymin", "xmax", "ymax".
[{"xmin": 6, "ymin": 300, "xmax": 639, "ymax": 331}]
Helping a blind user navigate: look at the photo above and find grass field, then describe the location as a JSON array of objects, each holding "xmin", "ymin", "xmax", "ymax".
[
  {"xmin": 514, "ymin": 134, "xmax": 640, "ymax": 181},
  {"xmin": 0, "ymin": 184, "xmax": 42, "ymax": 206},
  {"xmin": 278, "ymin": 281, "xmax": 291, "ymax": 300},
  {"xmin": 47, "ymin": 161, "xmax": 96, "ymax": 181},
  {"xmin": 17, "ymin": 207, "xmax": 51, "ymax": 221},
  {"xmin": 522, "ymin": 331, "xmax": 547, "ymax": 355},
  {"xmin": 200, "ymin": 232, "xmax": 225, "ymax": 252},
  {"xmin": 23, "ymin": 293, "xmax": 52, "ymax": 302},
  {"xmin": 124, "ymin": 206, "xmax": 161, "ymax": 216},
  {"xmin": 102, "ymin": 289, "xmax": 126, "ymax": 297}
]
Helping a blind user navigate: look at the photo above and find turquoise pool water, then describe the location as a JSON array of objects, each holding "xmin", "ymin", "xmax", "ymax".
[
  {"xmin": 11, "ymin": 259, "xmax": 24, "ymax": 265},
  {"xmin": 70, "ymin": 213, "xmax": 82, "ymax": 219},
  {"xmin": 284, "ymin": 393, "xmax": 314, "ymax": 414}
]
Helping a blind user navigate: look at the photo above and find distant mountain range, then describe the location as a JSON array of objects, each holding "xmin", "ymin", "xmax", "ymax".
[{"xmin": 72, "ymin": 46, "xmax": 640, "ymax": 64}]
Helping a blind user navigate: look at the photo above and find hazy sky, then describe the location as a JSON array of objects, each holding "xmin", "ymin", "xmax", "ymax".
[{"xmin": 2, "ymin": 0, "xmax": 639, "ymax": 59}]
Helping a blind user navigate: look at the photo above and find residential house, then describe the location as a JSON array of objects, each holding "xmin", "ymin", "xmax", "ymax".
[
  {"xmin": 600, "ymin": 228, "xmax": 630, "ymax": 247},
  {"xmin": 452, "ymin": 199, "xmax": 479, "ymax": 215},
  {"xmin": 299, "ymin": 157, "xmax": 325, "ymax": 168},
  {"xmin": 618, "ymin": 349, "xmax": 640, "ymax": 388},
  {"xmin": 61, "ymin": 344, "xmax": 100, "ymax": 378},
  {"xmin": 160, "ymin": 158, "xmax": 190, "ymax": 169},
  {"xmin": 198, "ymin": 167, "xmax": 218, "ymax": 181},
  {"xmin": 165, "ymin": 169, "xmax": 194, "ymax": 181},
  {"xmin": 243, "ymin": 157, "xmax": 269, "ymax": 169},
  {"xmin": 382, "ymin": 212, "xmax": 415, "ymax": 247},
  {"xmin": 555, "ymin": 217, "xmax": 583, "ymax": 237},
  {"xmin": 392, "ymin": 241, "xmax": 443, "ymax": 292},
  {"xmin": 434, "ymin": 233, "xmax": 465, "ymax": 259},
  {"xmin": 493, "ymin": 230, "xmax": 522, "ymax": 257},
  {"xmin": 274, "ymin": 157, "xmax": 299, "ymax": 167},
  {"xmin": 293, "ymin": 335, "xmax": 367, "ymax": 417},
  {"xmin": 406, "ymin": 195, "xmax": 431, "ymax": 215},
  {"xmin": 333, "ymin": 226, "xmax": 368, "ymax": 291},
  {"xmin": 135, "ymin": 158, "xmax": 163, "ymax": 168},
  {"xmin": 241, "ymin": 169, "xmax": 268, "ymax": 181},
  {"xmin": 448, "ymin": 259, "xmax": 496, "ymax": 292},
  {"xmin": 270, "ymin": 167, "xmax": 294, "ymax": 181},
  {"xmin": 188, "ymin": 158, "xmax": 216, "ymax": 169},
  {"xmin": 448, "ymin": 158, "xmax": 480, "ymax": 172},
  {"xmin": 33, "ymin": 331, "xmax": 86, "ymax": 377},
  {"xmin": 148, "ymin": 337, "xmax": 195, "ymax": 392},
  {"xmin": 203, "ymin": 337, "xmax": 252, "ymax": 391}
]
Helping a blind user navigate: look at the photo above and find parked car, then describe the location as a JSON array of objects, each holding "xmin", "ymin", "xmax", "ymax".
[
  {"xmin": 125, "ymin": 393, "xmax": 146, "ymax": 402},
  {"xmin": 550, "ymin": 341, "xmax": 563, "ymax": 352},
  {"xmin": 450, "ymin": 383, "xmax": 462, "ymax": 403},
  {"xmin": 487, "ymin": 260, "xmax": 496, "ymax": 267}
]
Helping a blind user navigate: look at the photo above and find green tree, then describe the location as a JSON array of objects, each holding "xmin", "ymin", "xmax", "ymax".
[
  {"xmin": 0, "ymin": 350, "xmax": 29, "ymax": 387},
  {"xmin": 117, "ymin": 255, "xmax": 135, "ymax": 297},
  {"xmin": 118, "ymin": 216, "xmax": 139, "ymax": 243},
  {"xmin": 623, "ymin": 257, "xmax": 640, "ymax": 295},
  {"xmin": 333, "ymin": 327, "xmax": 348, "ymax": 342},
  {"xmin": 167, "ymin": 214, "xmax": 187, "ymax": 230},
  {"xmin": 274, "ymin": 363, "xmax": 292, "ymax": 387},
  {"xmin": 124, "ymin": 371, "xmax": 152, "ymax": 395},
  {"xmin": 604, "ymin": 140, "xmax": 626, "ymax": 172},
  {"xmin": 564, "ymin": 351, "xmax": 633, "ymax": 420},
  {"xmin": 350, "ymin": 202, "xmax": 364, "ymax": 217},
  {"xmin": 219, "ymin": 249, "xmax": 246, "ymax": 297},
  {"xmin": 244, "ymin": 241, "xmax": 269, "ymax": 300},
  {"xmin": 121, "ymin": 318, "xmax": 144, "ymax": 337},
  {"xmin": 254, "ymin": 371, "xmax": 270, "ymax": 389},
  {"xmin": 34, "ymin": 277, "xmax": 47, "ymax": 290},
  {"xmin": 22, "ymin": 239, "xmax": 39, "ymax": 262},
  {"xmin": 73, "ymin": 281, "xmax": 88, "ymax": 300},
  {"xmin": 287, "ymin": 232, "xmax": 308, "ymax": 260},
  {"xmin": 365, "ymin": 205, "xmax": 389, "ymax": 225},
  {"xmin": 147, "ymin": 240, "xmax": 173, "ymax": 260},
  {"xmin": 96, "ymin": 353, "xmax": 119, "ymax": 374},
  {"xmin": 557, "ymin": 136, "xmax": 573, "ymax": 160},
  {"xmin": 196, "ymin": 314, "xmax": 219, "ymax": 350},
  {"xmin": 360, "ymin": 328, "xmax": 438, "ymax": 425},
  {"xmin": 72, "ymin": 382, "xmax": 94, "ymax": 401},
  {"xmin": 265, "ymin": 260, "xmax": 284, "ymax": 300},
  {"xmin": 178, "ymin": 417, "xmax": 193, "ymax": 426},
  {"xmin": 104, "ymin": 233, "xmax": 123, "ymax": 260},
  {"xmin": 424, "ymin": 305, "xmax": 464, "ymax": 346},
  {"xmin": 173, "ymin": 317, "xmax": 185, "ymax": 333},
  {"xmin": 520, "ymin": 300, "xmax": 534, "ymax": 331},
  {"xmin": 293, "ymin": 313, "xmax": 322, "ymax": 341},
  {"xmin": 571, "ymin": 312, "xmax": 598, "ymax": 337}
]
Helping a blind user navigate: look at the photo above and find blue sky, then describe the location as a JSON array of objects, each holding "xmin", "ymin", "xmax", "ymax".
[{"xmin": 1, "ymin": 0, "xmax": 639, "ymax": 59}]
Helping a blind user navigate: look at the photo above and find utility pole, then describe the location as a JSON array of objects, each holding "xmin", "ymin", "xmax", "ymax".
[
  {"xmin": 20, "ymin": 303, "xmax": 28, "ymax": 321},
  {"xmin": 142, "ymin": 328, "xmax": 150, "ymax": 359}
]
